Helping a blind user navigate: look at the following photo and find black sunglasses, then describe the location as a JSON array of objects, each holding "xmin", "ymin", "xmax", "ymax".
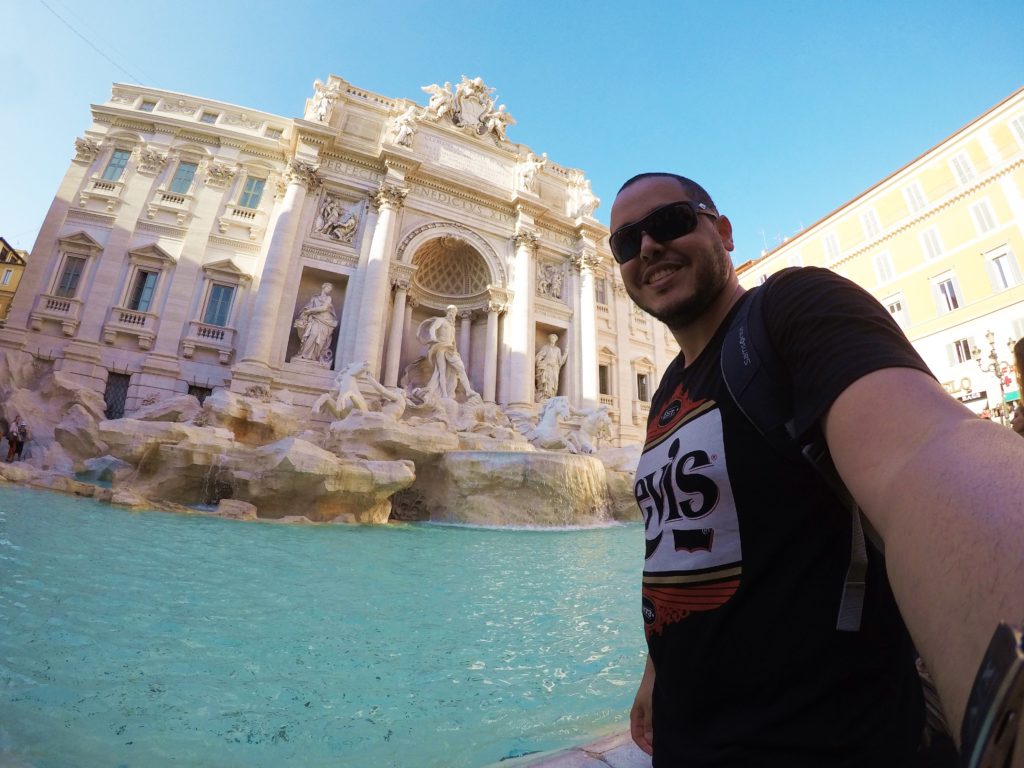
[{"xmin": 609, "ymin": 200, "xmax": 717, "ymax": 264}]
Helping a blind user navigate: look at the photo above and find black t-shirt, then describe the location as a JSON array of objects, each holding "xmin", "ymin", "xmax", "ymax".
[{"xmin": 636, "ymin": 267, "xmax": 934, "ymax": 767}]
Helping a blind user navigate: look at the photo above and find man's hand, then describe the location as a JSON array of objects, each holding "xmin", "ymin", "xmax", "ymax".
[{"xmin": 630, "ymin": 654, "xmax": 655, "ymax": 755}]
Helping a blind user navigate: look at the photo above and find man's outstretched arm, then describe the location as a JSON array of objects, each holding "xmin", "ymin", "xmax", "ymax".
[{"xmin": 824, "ymin": 366, "xmax": 1024, "ymax": 762}]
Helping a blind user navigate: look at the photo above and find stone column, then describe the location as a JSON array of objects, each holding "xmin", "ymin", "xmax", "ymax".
[
  {"xmin": 336, "ymin": 203, "xmax": 379, "ymax": 367},
  {"xmin": 483, "ymin": 300, "xmax": 502, "ymax": 402},
  {"xmin": 572, "ymin": 247, "xmax": 600, "ymax": 408},
  {"xmin": 504, "ymin": 228, "xmax": 538, "ymax": 408},
  {"xmin": 350, "ymin": 183, "xmax": 407, "ymax": 378},
  {"xmin": 458, "ymin": 310, "xmax": 472, "ymax": 368},
  {"xmin": 383, "ymin": 276, "xmax": 411, "ymax": 387},
  {"xmin": 239, "ymin": 159, "xmax": 319, "ymax": 371}
]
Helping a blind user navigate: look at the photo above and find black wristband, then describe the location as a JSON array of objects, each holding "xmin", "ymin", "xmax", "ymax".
[{"xmin": 960, "ymin": 621, "xmax": 1024, "ymax": 768}]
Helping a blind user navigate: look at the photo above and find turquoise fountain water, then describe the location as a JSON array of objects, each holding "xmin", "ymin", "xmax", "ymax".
[{"xmin": 0, "ymin": 485, "xmax": 645, "ymax": 767}]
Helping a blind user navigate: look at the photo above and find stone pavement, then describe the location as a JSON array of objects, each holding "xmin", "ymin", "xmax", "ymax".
[{"xmin": 494, "ymin": 731, "xmax": 652, "ymax": 768}]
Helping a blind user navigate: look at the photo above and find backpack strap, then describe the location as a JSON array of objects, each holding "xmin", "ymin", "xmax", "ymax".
[{"xmin": 721, "ymin": 283, "xmax": 868, "ymax": 632}]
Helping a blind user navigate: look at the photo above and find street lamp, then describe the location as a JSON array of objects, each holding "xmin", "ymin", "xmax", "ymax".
[{"xmin": 971, "ymin": 330, "xmax": 1014, "ymax": 425}]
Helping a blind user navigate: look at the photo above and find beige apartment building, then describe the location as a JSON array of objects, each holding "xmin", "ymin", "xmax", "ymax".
[
  {"xmin": 0, "ymin": 237, "xmax": 28, "ymax": 321},
  {"xmin": 738, "ymin": 86, "xmax": 1024, "ymax": 421},
  {"xmin": 1, "ymin": 75, "xmax": 677, "ymax": 443}
]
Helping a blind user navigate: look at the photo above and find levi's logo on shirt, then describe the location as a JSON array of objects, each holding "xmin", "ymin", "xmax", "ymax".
[{"xmin": 637, "ymin": 394, "xmax": 742, "ymax": 637}]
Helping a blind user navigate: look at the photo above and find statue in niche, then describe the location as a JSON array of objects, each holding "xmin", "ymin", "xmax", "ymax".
[
  {"xmin": 519, "ymin": 152, "xmax": 547, "ymax": 194},
  {"xmin": 315, "ymin": 195, "xmax": 359, "ymax": 243},
  {"xmin": 309, "ymin": 79, "xmax": 340, "ymax": 123},
  {"xmin": 391, "ymin": 105, "xmax": 418, "ymax": 148},
  {"xmin": 481, "ymin": 103, "xmax": 515, "ymax": 141},
  {"xmin": 535, "ymin": 333, "xmax": 568, "ymax": 402},
  {"xmin": 402, "ymin": 305, "xmax": 478, "ymax": 403},
  {"xmin": 421, "ymin": 82, "xmax": 455, "ymax": 122},
  {"xmin": 537, "ymin": 263, "xmax": 564, "ymax": 300},
  {"xmin": 293, "ymin": 282, "xmax": 338, "ymax": 366},
  {"xmin": 313, "ymin": 361, "xmax": 406, "ymax": 421}
]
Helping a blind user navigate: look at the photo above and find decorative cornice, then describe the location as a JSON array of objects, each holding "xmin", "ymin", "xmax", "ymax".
[
  {"xmin": 299, "ymin": 245, "xmax": 359, "ymax": 268},
  {"xmin": 65, "ymin": 208, "xmax": 116, "ymax": 226},
  {"xmin": 207, "ymin": 234, "xmax": 261, "ymax": 254}
]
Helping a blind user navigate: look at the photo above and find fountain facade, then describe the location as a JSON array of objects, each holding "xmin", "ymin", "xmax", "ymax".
[{"xmin": 0, "ymin": 73, "xmax": 680, "ymax": 524}]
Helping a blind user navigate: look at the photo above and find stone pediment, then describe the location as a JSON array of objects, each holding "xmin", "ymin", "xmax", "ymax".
[
  {"xmin": 59, "ymin": 231, "xmax": 104, "ymax": 254},
  {"xmin": 127, "ymin": 243, "xmax": 176, "ymax": 265},
  {"xmin": 202, "ymin": 258, "xmax": 252, "ymax": 281}
]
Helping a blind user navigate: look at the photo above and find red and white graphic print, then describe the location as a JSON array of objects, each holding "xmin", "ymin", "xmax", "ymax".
[{"xmin": 636, "ymin": 394, "xmax": 741, "ymax": 636}]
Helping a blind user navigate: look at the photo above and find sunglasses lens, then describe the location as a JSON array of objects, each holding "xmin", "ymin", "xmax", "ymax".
[{"xmin": 611, "ymin": 203, "xmax": 699, "ymax": 264}]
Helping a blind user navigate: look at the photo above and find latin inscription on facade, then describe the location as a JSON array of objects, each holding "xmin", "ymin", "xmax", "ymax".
[{"xmin": 418, "ymin": 134, "xmax": 512, "ymax": 188}]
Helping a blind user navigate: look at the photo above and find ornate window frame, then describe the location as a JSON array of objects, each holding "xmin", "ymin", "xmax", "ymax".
[
  {"xmin": 101, "ymin": 244, "xmax": 176, "ymax": 349},
  {"xmin": 181, "ymin": 259, "xmax": 252, "ymax": 364},
  {"xmin": 30, "ymin": 232, "xmax": 103, "ymax": 336}
]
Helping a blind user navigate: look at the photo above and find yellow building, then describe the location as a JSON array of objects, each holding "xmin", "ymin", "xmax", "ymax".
[
  {"xmin": 737, "ymin": 86, "xmax": 1024, "ymax": 421},
  {"xmin": 0, "ymin": 237, "xmax": 28, "ymax": 322}
]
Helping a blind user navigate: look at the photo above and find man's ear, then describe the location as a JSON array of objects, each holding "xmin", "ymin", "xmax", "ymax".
[{"xmin": 717, "ymin": 215, "xmax": 735, "ymax": 253}]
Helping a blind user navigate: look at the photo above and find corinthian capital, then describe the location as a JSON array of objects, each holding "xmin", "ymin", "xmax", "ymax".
[
  {"xmin": 373, "ymin": 183, "xmax": 408, "ymax": 211},
  {"xmin": 512, "ymin": 229, "xmax": 539, "ymax": 252},
  {"xmin": 73, "ymin": 137, "xmax": 102, "ymax": 164},
  {"xmin": 285, "ymin": 159, "xmax": 322, "ymax": 191},
  {"xmin": 570, "ymin": 250, "xmax": 600, "ymax": 273}
]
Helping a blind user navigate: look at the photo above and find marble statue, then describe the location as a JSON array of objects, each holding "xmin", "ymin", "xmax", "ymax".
[
  {"xmin": 569, "ymin": 172, "xmax": 600, "ymax": 218},
  {"xmin": 481, "ymin": 104, "xmax": 515, "ymax": 141},
  {"xmin": 535, "ymin": 333, "xmax": 568, "ymax": 402},
  {"xmin": 309, "ymin": 79, "xmax": 340, "ymax": 123},
  {"xmin": 403, "ymin": 305, "xmax": 479, "ymax": 405},
  {"xmin": 452, "ymin": 75, "xmax": 495, "ymax": 122},
  {"xmin": 391, "ymin": 105, "xmax": 418, "ymax": 148},
  {"xmin": 293, "ymin": 282, "xmax": 338, "ymax": 365},
  {"xmin": 313, "ymin": 361, "xmax": 405, "ymax": 421},
  {"xmin": 519, "ymin": 152, "xmax": 547, "ymax": 194},
  {"xmin": 419, "ymin": 305, "xmax": 477, "ymax": 401},
  {"xmin": 315, "ymin": 195, "xmax": 359, "ymax": 242},
  {"xmin": 568, "ymin": 404, "xmax": 612, "ymax": 454},
  {"xmin": 421, "ymin": 82, "xmax": 455, "ymax": 122},
  {"xmin": 527, "ymin": 396, "xmax": 575, "ymax": 451}
]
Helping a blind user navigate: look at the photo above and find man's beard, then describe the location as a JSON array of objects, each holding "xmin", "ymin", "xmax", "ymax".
[{"xmin": 636, "ymin": 242, "xmax": 732, "ymax": 329}]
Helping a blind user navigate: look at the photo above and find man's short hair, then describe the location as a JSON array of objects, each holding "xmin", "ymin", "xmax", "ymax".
[{"xmin": 617, "ymin": 173, "xmax": 717, "ymax": 212}]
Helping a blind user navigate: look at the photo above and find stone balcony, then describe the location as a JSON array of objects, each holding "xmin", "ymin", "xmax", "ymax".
[
  {"xmin": 102, "ymin": 306, "xmax": 158, "ymax": 349},
  {"xmin": 181, "ymin": 321, "xmax": 236, "ymax": 364},
  {"xmin": 79, "ymin": 176, "xmax": 125, "ymax": 213},
  {"xmin": 146, "ymin": 189, "xmax": 194, "ymax": 226},
  {"xmin": 29, "ymin": 294, "xmax": 83, "ymax": 336},
  {"xmin": 217, "ymin": 203, "xmax": 266, "ymax": 241}
]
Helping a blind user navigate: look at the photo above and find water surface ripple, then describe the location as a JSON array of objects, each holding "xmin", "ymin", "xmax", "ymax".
[{"xmin": 0, "ymin": 486, "xmax": 645, "ymax": 767}]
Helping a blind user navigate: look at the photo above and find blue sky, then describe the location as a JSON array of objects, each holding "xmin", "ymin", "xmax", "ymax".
[{"xmin": 3, "ymin": 0, "xmax": 1022, "ymax": 266}]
